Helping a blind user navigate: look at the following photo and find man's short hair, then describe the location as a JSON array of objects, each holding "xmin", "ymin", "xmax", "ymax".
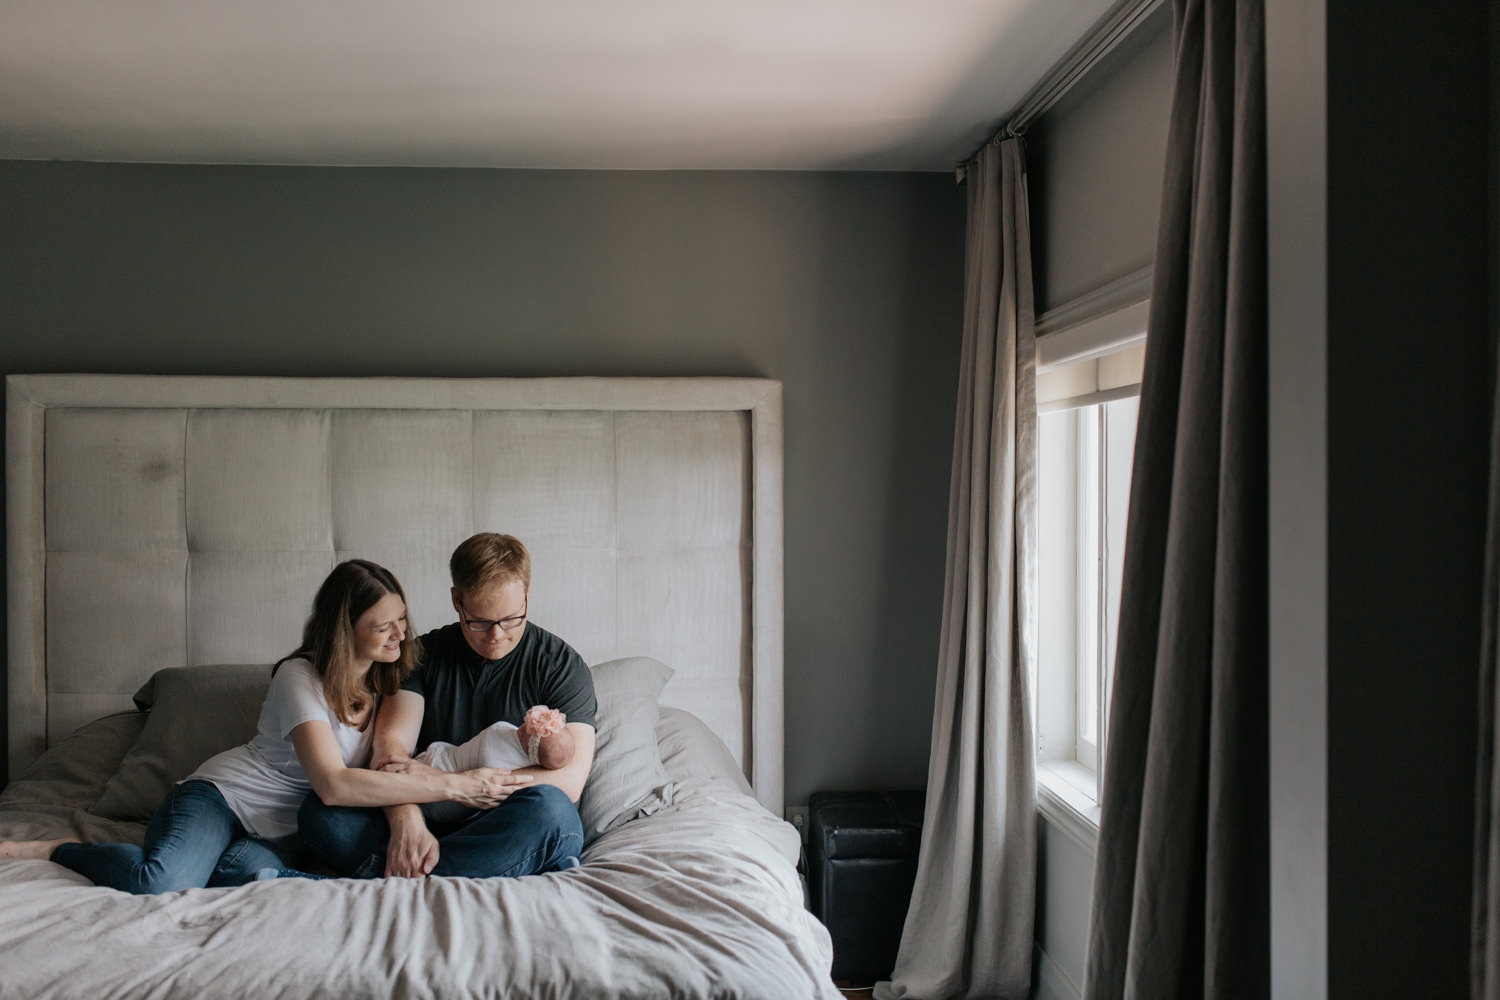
[{"xmin": 450, "ymin": 532, "xmax": 532, "ymax": 595}]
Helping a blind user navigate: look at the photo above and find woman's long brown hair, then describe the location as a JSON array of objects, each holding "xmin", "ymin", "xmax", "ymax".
[{"xmin": 275, "ymin": 559, "xmax": 421, "ymax": 728}]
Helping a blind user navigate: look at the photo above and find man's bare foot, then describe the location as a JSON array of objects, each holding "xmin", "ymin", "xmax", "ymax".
[{"xmin": 0, "ymin": 838, "xmax": 78, "ymax": 860}]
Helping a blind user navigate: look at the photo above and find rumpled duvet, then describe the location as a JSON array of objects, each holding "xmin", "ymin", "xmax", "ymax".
[{"xmin": 0, "ymin": 713, "xmax": 838, "ymax": 1000}]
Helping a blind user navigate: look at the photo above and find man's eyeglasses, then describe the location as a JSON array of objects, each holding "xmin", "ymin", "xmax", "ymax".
[{"xmin": 458, "ymin": 598, "xmax": 528, "ymax": 633}]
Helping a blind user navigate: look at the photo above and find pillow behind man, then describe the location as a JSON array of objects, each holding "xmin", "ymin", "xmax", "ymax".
[
  {"xmin": 93, "ymin": 664, "xmax": 271, "ymax": 821},
  {"xmin": 577, "ymin": 656, "xmax": 678, "ymax": 843}
]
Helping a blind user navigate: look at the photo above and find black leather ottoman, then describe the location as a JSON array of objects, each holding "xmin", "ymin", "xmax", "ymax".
[{"xmin": 807, "ymin": 790, "xmax": 926, "ymax": 986}]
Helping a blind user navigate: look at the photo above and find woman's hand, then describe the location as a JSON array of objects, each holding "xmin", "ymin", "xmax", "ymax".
[
  {"xmin": 371, "ymin": 749, "xmax": 413, "ymax": 772},
  {"xmin": 377, "ymin": 756, "xmax": 438, "ymax": 777},
  {"xmin": 385, "ymin": 807, "xmax": 440, "ymax": 878},
  {"xmin": 446, "ymin": 767, "xmax": 532, "ymax": 810}
]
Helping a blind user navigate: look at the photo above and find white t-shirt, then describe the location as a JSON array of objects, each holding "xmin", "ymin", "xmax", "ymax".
[{"xmin": 188, "ymin": 658, "xmax": 375, "ymax": 840}]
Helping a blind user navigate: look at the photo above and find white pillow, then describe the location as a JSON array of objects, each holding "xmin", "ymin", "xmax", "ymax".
[{"xmin": 577, "ymin": 656, "xmax": 677, "ymax": 842}]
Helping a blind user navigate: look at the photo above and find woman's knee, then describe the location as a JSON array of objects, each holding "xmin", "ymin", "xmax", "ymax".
[
  {"xmin": 208, "ymin": 837, "xmax": 287, "ymax": 888},
  {"xmin": 127, "ymin": 861, "xmax": 201, "ymax": 895}
]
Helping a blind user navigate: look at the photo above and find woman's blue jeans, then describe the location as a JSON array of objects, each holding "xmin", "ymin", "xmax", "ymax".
[
  {"xmin": 298, "ymin": 783, "xmax": 583, "ymax": 879},
  {"xmin": 51, "ymin": 779, "xmax": 290, "ymax": 894}
]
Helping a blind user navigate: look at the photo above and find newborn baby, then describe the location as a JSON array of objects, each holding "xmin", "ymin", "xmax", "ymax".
[{"xmin": 415, "ymin": 706, "xmax": 574, "ymax": 823}]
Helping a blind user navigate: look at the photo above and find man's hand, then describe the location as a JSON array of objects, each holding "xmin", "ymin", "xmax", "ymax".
[{"xmin": 384, "ymin": 805, "xmax": 439, "ymax": 878}]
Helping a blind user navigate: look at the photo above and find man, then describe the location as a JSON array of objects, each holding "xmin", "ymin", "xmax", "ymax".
[{"xmin": 300, "ymin": 533, "xmax": 596, "ymax": 878}]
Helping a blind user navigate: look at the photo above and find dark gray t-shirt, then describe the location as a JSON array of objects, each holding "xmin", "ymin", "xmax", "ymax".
[{"xmin": 400, "ymin": 622, "xmax": 597, "ymax": 753}]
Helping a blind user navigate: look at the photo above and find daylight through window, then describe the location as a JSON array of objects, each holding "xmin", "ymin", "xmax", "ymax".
[{"xmin": 1037, "ymin": 393, "xmax": 1138, "ymax": 794}]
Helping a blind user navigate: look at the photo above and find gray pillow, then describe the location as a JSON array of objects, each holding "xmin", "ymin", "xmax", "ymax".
[
  {"xmin": 577, "ymin": 656, "xmax": 677, "ymax": 843},
  {"xmin": 2, "ymin": 711, "xmax": 146, "ymax": 811},
  {"xmin": 93, "ymin": 664, "xmax": 272, "ymax": 820},
  {"xmin": 656, "ymin": 706, "xmax": 753, "ymax": 797}
]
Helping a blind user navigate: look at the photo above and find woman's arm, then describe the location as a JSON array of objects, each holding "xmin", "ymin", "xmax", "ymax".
[{"xmin": 290, "ymin": 719, "xmax": 530, "ymax": 809}]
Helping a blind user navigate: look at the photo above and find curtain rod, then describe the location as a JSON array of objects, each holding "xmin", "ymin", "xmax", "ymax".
[{"xmin": 957, "ymin": 0, "xmax": 1166, "ymax": 180}]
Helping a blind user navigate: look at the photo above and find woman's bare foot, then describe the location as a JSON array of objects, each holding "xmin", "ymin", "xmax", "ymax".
[{"xmin": 0, "ymin": 838, "xmax": 78, "ymax": 860}]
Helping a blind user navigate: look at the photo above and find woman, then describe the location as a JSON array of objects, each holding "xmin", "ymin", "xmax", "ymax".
[{"xmin": 0, "ymin": 559, "xmax": 520, "ymax": 893}]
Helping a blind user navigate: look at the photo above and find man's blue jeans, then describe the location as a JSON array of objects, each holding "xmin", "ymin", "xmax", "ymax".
[
  {"xmin": 298, "ymin": 784, "xmax": 583, "ymax": 878},
  {"xmin": 51, "ymin": 779, "xmax": 290, "ymax": 894}
]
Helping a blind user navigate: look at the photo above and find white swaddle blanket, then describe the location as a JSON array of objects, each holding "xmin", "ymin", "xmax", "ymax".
[{"xmin": 415, "ymin": 722, "xmax": 531, "ymax": 823}]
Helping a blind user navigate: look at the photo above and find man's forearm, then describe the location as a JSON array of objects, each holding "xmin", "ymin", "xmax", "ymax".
[
  {"xmin": 370, "ymin": 690, "xmax": 425, "ymax": 769},
  {"xmin": 516, "ymin": 723, "xmax": 595, "ymax": 802},
  {"xmin": 384, "ymin": 802, "xmax": 426, "ymax": 827},
  {"xmin": 371, "ymin": 718, "xmax": 415, "ymax": 764},
  {"xmin": 512, "ymin": 763, "xmax": 586, "ymax": 801},
  {"xmin": 374, "ymin": 735, "xmax": 415, "ymax": 767}
]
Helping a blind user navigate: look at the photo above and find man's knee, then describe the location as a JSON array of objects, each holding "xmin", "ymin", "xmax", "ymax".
[
  {"xmin": 297, "ymin": 791, "xmax": 335, "ymax": 838},
  {"xmin": 462, "ymin": 784, "xmax": 581, "ymax": 842},
  {"xmin": 297, "ymin": 794, "xmax": 381, "ymax": 850},
  {"xmin": 516, "ymin": 784, "xmax": 581, "ymax": 832},
  {"xmin": 451, "ymin": 785, "xmax": 582, "ymax": 877},
  {"xmin": 297, "ymin": 795, "xmax": 387, "ymax": 877}
]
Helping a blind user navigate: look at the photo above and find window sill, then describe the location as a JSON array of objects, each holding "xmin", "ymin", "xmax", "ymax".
[{"xmin": 1036, "ymin": 760, "xmax": 1101, "ymax": 854}]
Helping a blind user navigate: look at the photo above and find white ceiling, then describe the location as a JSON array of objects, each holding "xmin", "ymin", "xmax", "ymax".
[{"xmin": 1, "ymin": 0, "xmax": 1118, "ymax": 171}]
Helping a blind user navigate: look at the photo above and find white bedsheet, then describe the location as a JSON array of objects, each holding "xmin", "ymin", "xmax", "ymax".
[{"xmin": 0, "ymin": 715, "xmax": 837, "ymax": 1000}]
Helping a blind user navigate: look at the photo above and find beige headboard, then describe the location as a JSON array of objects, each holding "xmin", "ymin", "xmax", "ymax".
[{"xmin": 5, "ymin": 375, "xmax": 784, "ymax": 812}]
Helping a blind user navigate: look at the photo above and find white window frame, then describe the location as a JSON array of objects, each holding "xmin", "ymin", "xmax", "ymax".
[
  {"xmin": 1032, "ymin": 268, "xmax": 1149, "ymax": 853},
  {"xmin": 1075, "ymin": 406, "xmax": 1102, "ymax": 775}
]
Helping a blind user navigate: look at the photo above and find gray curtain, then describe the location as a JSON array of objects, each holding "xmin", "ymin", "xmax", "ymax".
[
  {"xmin": 876, "ymin": 136, "xmax": 1037, "ymax": 1000},
  {"xmin": 1471, "ymin": 259, "xmax": 1500, "ymax": 997},
  {"xmin": 1083, "ymin": 0, "xmax": 1267, "ymax": 998}
]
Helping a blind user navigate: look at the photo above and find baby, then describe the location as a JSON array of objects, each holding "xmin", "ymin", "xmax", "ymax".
[{"xmin": 414, "ymin": 705, "xmax": 574, "ymax": 823}]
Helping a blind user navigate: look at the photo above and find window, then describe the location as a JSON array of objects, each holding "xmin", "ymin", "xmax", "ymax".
[
  {"xmin": 1038, "ymin": 396, "xmax": 1137, "ymax": 777},
  {"xmin": 1031, "ymin": 290, "xmax": 1146, "ymax": 846}
]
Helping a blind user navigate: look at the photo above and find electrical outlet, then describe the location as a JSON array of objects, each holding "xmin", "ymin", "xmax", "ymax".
[{"xmin": 785, "ymin": 805, "xmax": 808, "ymax": 843}]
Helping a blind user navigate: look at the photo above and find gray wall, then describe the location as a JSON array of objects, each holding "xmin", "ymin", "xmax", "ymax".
[
  {"xmin": 1033, "ymin": 822, "xmax": 1097, "ymax": 999},
  {"xmin": 0, "ymin": 162, "xmax": 967, "ymax": 806},
  {"xmin": 1029, "ymin": 5, "xmax": 1173, "ymax": 315},
  {"xmin": 1024, "ymin": 8, "xmax": 1173, "ymax": 996}
]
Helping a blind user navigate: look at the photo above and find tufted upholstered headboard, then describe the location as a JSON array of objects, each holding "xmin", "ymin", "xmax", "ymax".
[{"xmin": 5, "ymin": 375, "xmax": 783, "ymax": 811}]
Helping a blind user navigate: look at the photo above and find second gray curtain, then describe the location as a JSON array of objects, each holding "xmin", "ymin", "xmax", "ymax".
[
  {"xmin": 1084, "ymin": 0, "xmax": 1268, "ymax": 997},
  {"xmin": 876, "ymin": 136, "xmax": 1038, "ymax": 1000},
  {"xmin": 1471, "ymin": 179, "xmax": 1500, "ymax": 999}
]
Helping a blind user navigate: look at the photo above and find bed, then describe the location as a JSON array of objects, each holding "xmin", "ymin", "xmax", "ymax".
[{"xmin": 1, "ymin": 374, "xmax": 837, "ymax": 999}]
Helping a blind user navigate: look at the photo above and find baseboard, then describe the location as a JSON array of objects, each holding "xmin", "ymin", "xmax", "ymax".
[{"xmin": 1032, "ymin": 943, "xmax": 1082, "ymax": 1000}]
